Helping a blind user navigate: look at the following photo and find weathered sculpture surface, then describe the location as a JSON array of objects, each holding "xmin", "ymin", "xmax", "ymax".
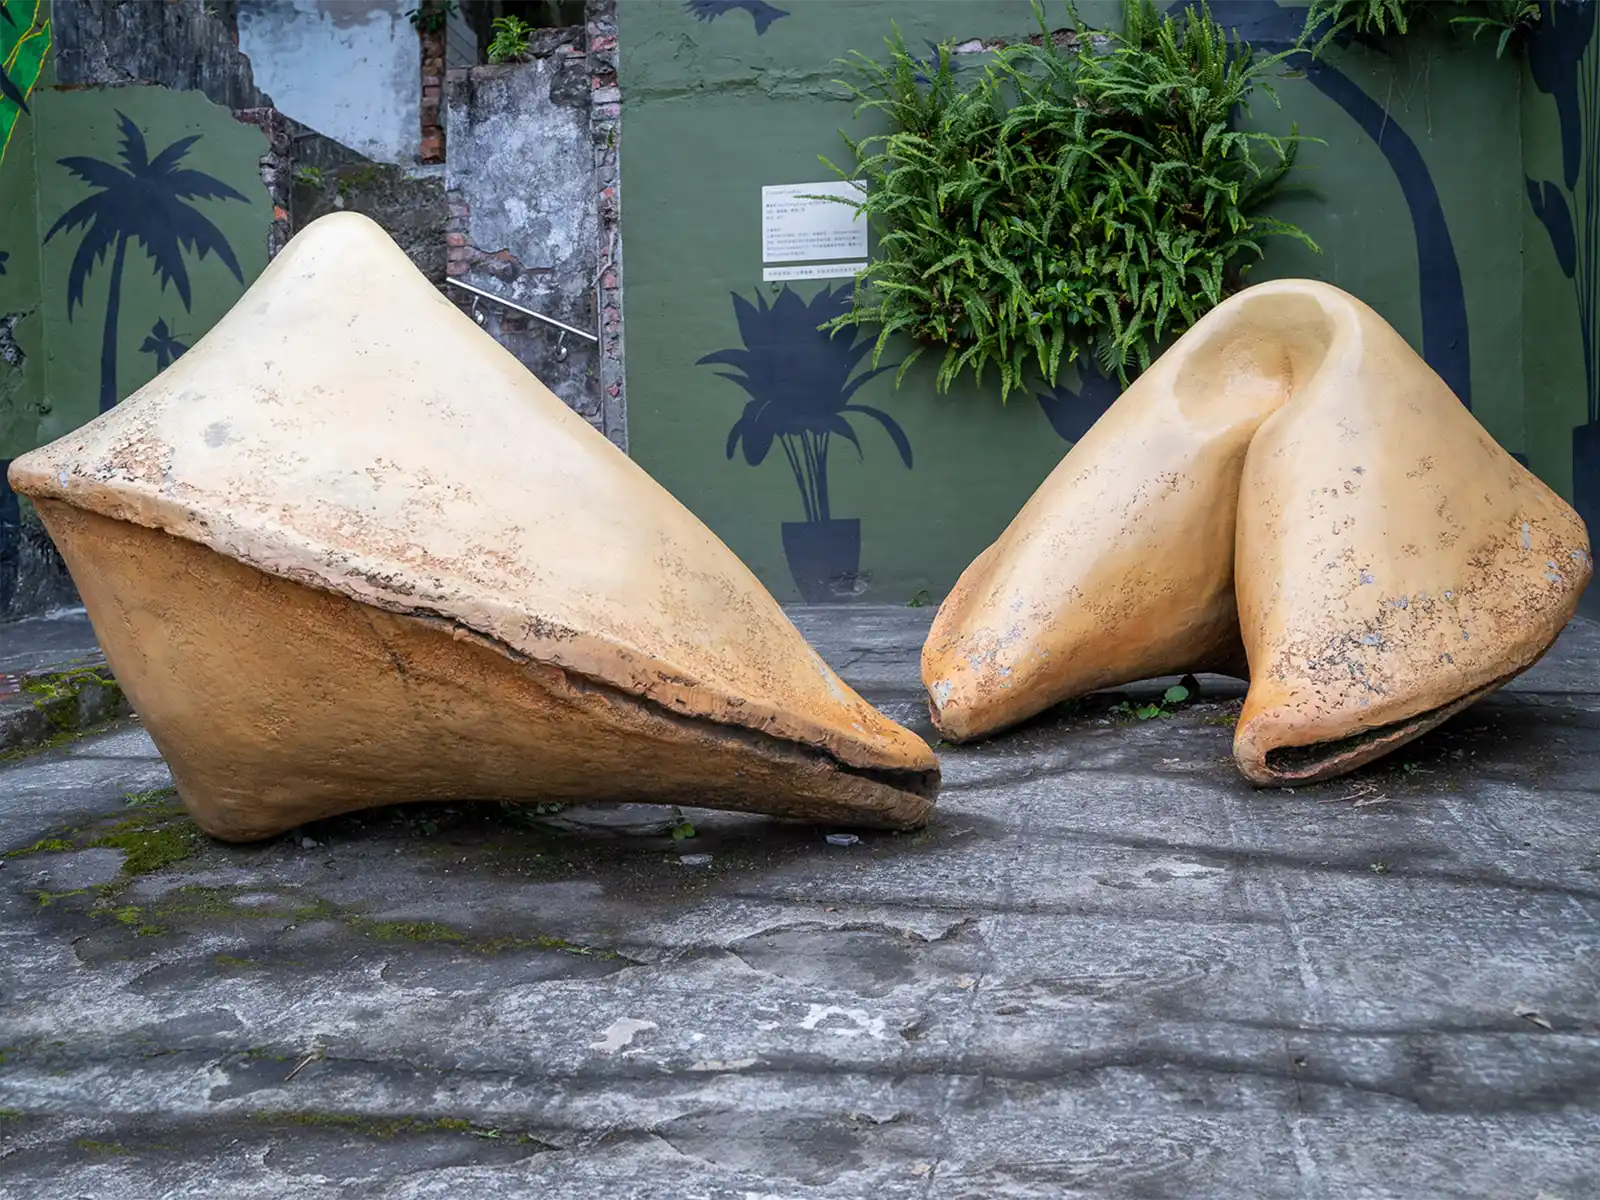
[
  {"xmin": 925, "ymin": 279, "xmax": 1591, "ymax": 785},
  {"xmin": 8, "ymin": 213, "xmax": 939, "ymax": 841}
]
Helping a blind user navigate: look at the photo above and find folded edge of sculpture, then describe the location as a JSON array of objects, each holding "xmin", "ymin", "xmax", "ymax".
[
  {"xmin": 8, "ymin": 212, "xmax": 939, "ymax": 841},
  {"xmin": 923, "ymin": 279, "xmax": 1591, "ymax": 786}
]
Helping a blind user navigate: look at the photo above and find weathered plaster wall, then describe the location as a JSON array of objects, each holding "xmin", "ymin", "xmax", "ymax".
[
  {"xmin": 291, "ymin": 152, "xmax": 448, "ymax": 287},
  {"xmin": 590, "ymin": 0, "xmax": 625, "ymax": 450},
  {"xmin": 618, "ymin": 0, "xmax": 1535, "ymax": 606},
  {"xmin": 52, "ymin": 0, "xmax": 268, "ymax": 109},
  {"xmin": 237, "ymin": 0, "xmax": 420, "ymax": 165},
  {"xmin": 445, "ymin": 31, "xmax": 603, "ymax": 428}
]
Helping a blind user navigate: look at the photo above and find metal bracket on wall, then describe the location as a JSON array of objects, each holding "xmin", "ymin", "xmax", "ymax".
[{"xmin": 445, "ymin": 278, "xmax": 599, "ymax": 345}]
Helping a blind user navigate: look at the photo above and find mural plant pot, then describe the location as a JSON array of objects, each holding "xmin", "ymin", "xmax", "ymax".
[
  {"xmin": 1573, "ymin": 422, "xmax": 1600, "ymax": 543},
  {"xmin": 783, "ymin": 518, "xmax": 861, "ymax": 603}
]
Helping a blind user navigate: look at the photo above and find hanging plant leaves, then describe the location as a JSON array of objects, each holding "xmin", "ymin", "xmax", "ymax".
[{"xmin": 818, "ymin": 0, "xmax": 1318, "ymax": 400}]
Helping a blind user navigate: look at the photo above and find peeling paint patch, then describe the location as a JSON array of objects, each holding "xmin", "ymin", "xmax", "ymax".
[
  {"xmin": 589, "ymin": 1017, "xmax": 656, "ymax": 1053},
  {"xmin": 797, "ymin": 1004, "xmax": 885, "ymax": 1040},
  {"xmin": 0, "ymin": 312, "xmax": 28, "ymax": 369},
  {"xmin": 688, "ymin": 1057, "xmax": 758, "ymax": 1072}
]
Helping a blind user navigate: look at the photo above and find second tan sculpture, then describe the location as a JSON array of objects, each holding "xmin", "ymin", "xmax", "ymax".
[{"xmin": 924, "ymin": 279, "xmax": 1592, "ymax": 785}]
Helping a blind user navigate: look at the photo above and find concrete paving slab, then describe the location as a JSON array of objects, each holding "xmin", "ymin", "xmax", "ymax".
[{"xmin": 0, "ymin": 609, "xmax": 1597, "ymax": 1199}]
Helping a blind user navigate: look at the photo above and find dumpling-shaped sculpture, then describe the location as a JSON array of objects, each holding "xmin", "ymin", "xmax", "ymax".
[
  {"xmin": 8, "ymin": 212, "xmax": 938, "ymax": 841},
  {"xmin": 921, "ymin": 284, "xmax": 1326, "ymax": 740},
  {"xmin": 1232, "ymin": 284, "xmax": 1591, "ymax": 783},
  {"xmin": 923, "ymin": 278, "xmax": 1590, "ymax": 787}
]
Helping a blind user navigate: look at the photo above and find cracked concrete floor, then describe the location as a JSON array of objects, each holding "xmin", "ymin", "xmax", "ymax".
[{"xmin": 2, "ymin": 606, "xmax": 1599, "ymax": 1199}]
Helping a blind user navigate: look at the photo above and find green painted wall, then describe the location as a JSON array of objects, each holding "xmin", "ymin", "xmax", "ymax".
[
  {"xmin": 1519, "ymin": 0, "xmax": 1600, "ymax": 599},
  {"xmin": 619, "ymin": 0, "xmax": 1543, "ymax": 605},
  {"xmin": 0, "ymin": 0, "xmax": 273, "ymax": 616}
]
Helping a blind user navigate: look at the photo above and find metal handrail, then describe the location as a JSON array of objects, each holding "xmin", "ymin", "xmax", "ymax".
[{"xmin": 445, "ymin": 277, "xmax": 599, "ymax": 343}]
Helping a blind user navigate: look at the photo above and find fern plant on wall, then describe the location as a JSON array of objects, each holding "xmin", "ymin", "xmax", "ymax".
[{"xmin": 819, "ymin": 0, "xmax": 1316, "ymax": 401}]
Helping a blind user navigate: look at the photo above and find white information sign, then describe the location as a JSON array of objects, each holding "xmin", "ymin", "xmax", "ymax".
[
  {"xmin": 761, "ymin": 181, "xmax": 867, "ymax": 263},
  {"xmin": 762, "ymin": 261, "xmax": 868, "ymax": 283}
]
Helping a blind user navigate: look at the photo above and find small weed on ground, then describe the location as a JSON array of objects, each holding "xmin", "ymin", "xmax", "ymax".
[{"xmin": 1110, "ymin": 681, "xmax": 1197, "ymax": 722}]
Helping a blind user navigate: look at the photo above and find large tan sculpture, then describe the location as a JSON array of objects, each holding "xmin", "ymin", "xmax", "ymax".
[
  {"xmin": 925, "ymin": 279, "xmax": 1590, "ymax": 786},
  {"xmin": 8, "ymin": 212, "xmax": 938, "ymax": 841}
]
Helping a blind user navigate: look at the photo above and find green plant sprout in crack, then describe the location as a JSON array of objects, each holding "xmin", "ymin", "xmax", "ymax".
[
  {"xmin": 1110, "ymin": 682, "xmax": 1194, "ymax": 721},
  {"xmin": 123, "ymin": 786, "xmax": 177, "ymax": 808},
  {"xmin": 405, "ymin": 0, "xmax": 458, "ymax": 34},
  {"xmin": 818, "ymin": 0, "xmax": 1316, "ymax": 400},
  {"xmin": 487, "ymin": 15, "xmax": 535, "ymax": 63}
]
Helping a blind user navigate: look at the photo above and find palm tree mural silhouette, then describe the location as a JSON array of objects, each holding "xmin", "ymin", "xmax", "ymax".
[
  {"xmin": 684, "ymin": 0, "xmax": 788, "ymax": 37},
  {"xmin": 700, "ymin": 285, "xmax": 913, "ymax": 602},
  {"xmin": 44, "ymin": 112, "xmax": 247, "ymax": 412}
]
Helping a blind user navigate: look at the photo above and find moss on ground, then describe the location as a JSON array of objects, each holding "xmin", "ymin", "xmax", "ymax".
[
  {"xmin": 90, "ymin": 824, "xmax": 198, "ymax": 877},
  {"xmin": 76, "ymin": 1139, "xmax": 137, "ymax": 1156},
  {"xmin": 247, "ymin": 1109, "xmax": 543, "ymax": 1143},
  {"xmin": 122, "ymin": 786, "xmax": 178, "ymax": 808},
  {"xmin": 0, "ymin": 726, "xmax": 92, "ymax": 763},
  {"xmin": 110, "ymin": 905, "xmax": 164, "ymax": 937},
  {"xmin": 3, "ymin": 838, "xmax": 73, "ymax": 858},
  {"xmin": 344, "ymin": 916, "xmax": 618, "ymax": 958},
  {"xmin": 348, "ymin": 918, "xmax": 468, "ymax": 944},
  {"xmin": 37, "ymin": 888, "xmax": 87, "ymax": 908}
]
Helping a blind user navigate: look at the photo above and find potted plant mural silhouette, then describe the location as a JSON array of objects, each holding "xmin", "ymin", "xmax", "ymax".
[
  {"xmin": 1523, "ymin": 1, "xmax": 1600, "ymax": 544},
  {"xmin": 1037, "ymin": 362, "xmax": 1122, "ymax": 445},
  {"xmin": 700, "ymin": 284, "xmax": 914, "ymax": 602},
  {"xmin": 44, "ymin": 112, "xmax": 247, "ymax": 413}
]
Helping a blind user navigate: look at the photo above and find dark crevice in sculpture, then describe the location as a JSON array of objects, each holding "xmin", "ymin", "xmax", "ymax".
[
  {"xmin": 1256, "ymin": 679, "xmax": 1503, "ymax": 783},
  {"xmin": 408, "ymin": 613, "xmax": 943, "ymax": 803},
  {"xmin": 422, "ymin": 614, "xmax": 945, "ymax": 803}
]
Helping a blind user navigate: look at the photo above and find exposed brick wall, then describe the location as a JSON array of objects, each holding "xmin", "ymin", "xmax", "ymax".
[
  {"xmin": 234, "ymin": 107, "xmax": 293, "ymax": 260},
  {"xmin": 420, "ymin": 25, "xmax": 447, "ymax": 164},
  {"xmin": 443, "ymin": 190, "xmax": 522, "ymax": 281},
  {"xmin": 437, "ymin": 6, "xmax": 626, "ymax": 448},
  {"xmin": 588, "ymin": 0, "xmax": 625, "ymax": 450}
]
